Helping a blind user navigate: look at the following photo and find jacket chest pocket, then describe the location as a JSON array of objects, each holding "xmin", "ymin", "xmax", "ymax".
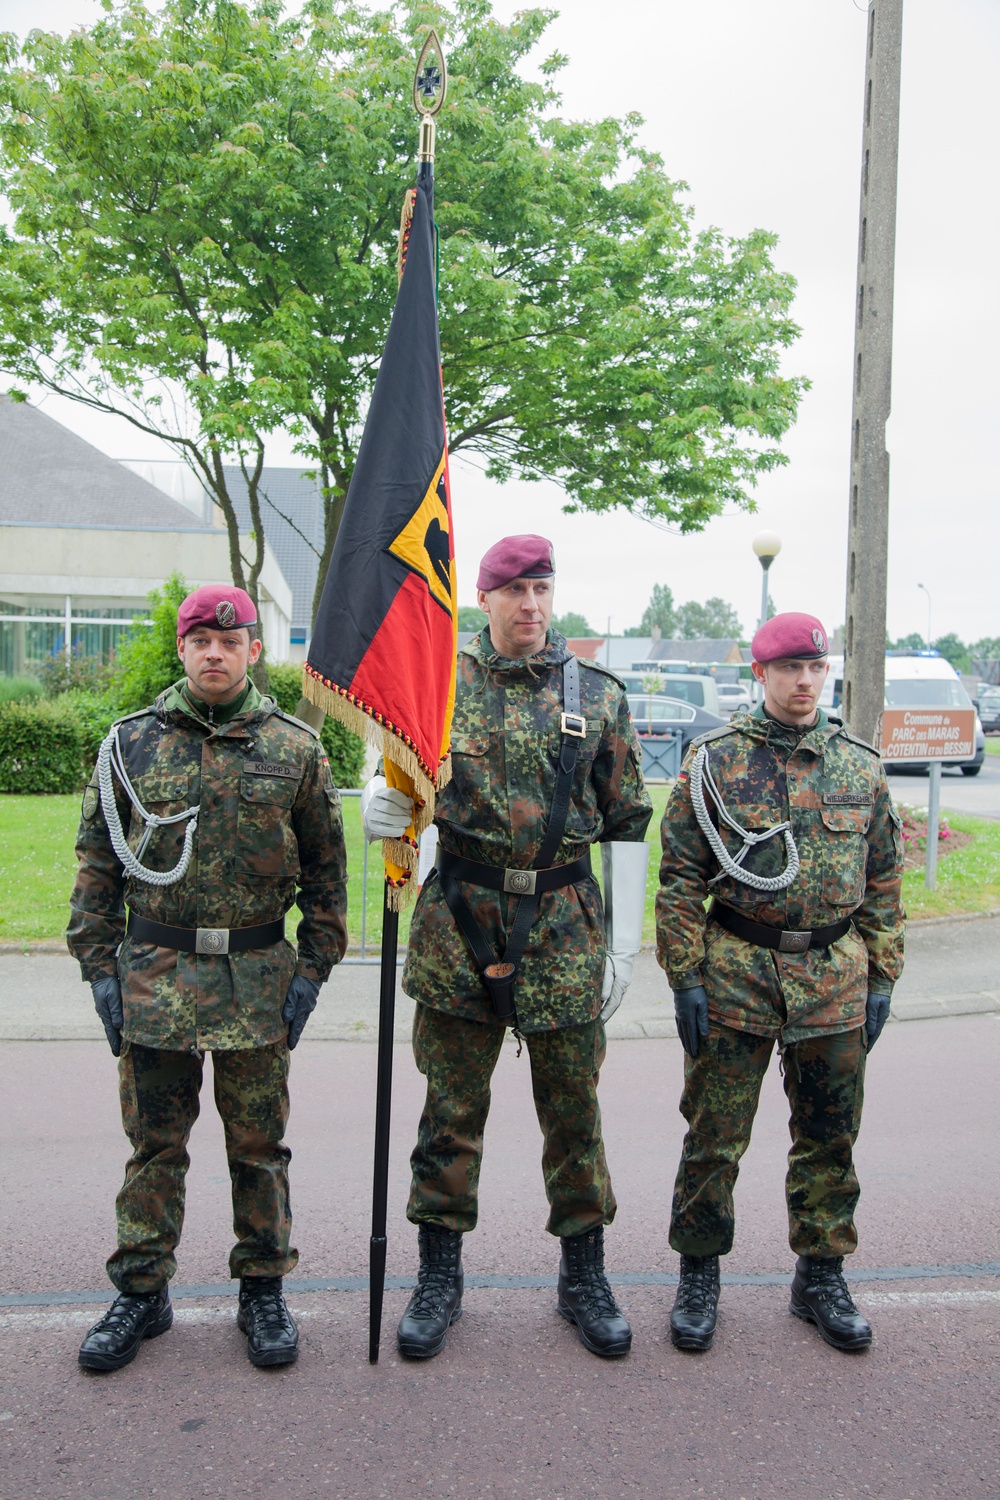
[
  {"xmin": 128, "ymin": 775, "xmax": 193, "ymax": 859},
  {"xmin": 440, "ymin": 734, "xmax": 493, "ymax": 830},
  {"xmin": 821, "ymin": 805, "xmax": 869, "ymax": 907},
  {"xmin": 238, "ymin": 773, "xmax": 301, "ymax": 878}
]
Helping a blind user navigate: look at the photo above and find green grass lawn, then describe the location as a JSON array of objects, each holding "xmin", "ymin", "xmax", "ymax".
[
  {"xmin": 1, "ymin": 781, "xmax": 996, "ymax": 947},
  {"xmin": 984, "ymin": 735, "xmax": 1000, "ymax": 757}
]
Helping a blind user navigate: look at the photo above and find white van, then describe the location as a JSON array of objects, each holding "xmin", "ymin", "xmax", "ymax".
[{"xmin": 882, "ymin": 654, "xmax": 985, "ymax": 775}]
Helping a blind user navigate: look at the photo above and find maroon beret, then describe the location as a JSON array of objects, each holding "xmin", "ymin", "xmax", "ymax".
[
  {"xmin": 477, "ymin": 534, "xmax": 555, "ymax": 591},
  {"xmin": 751, "ymin": 612, "xmax": 829, "ymax": 663},
  {"xmin": 177, "ymin": 585, "xmax": 257, "ymax": 638}
]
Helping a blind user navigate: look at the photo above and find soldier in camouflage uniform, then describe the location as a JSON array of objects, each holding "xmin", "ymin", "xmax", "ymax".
[
  {"xmin": 363, "ymin": 535, "xmax": 651, "ymax": 1360},
  {"xmin": 656, "ymin": 613, "xmax": 904, "ymax": 1353},
  {"xmin": 69, "ymin": 585, "xmax": 348, "ymax": 1372}
]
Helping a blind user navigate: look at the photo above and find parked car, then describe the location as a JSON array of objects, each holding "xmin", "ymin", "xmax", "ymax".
[
  {"xmin": 626, "ymin": 694, "xmax": 728, "ymax": 754},
  {"xmin": 882, "ymin": 654, "xmax": 986, "ymax": 776},
  {"xmin": 716, "ymin": 682, "xmax": 753, "ymax": 715},
  {"xmin": 620, "ymin": 672, "xmax": 722, "ymax": 715},
  {"xmin": 977, "ymin": 686, "xmax": 1000, "ymax": 734}
]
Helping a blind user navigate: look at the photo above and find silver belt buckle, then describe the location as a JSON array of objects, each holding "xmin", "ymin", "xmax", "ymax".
[
  {"xmin": 778, "ymin": 929, "xmax": 811, "ymax": 954},
  {"xmin": 560, "ymin": 712, "xmax": 587, "ymax": 738},
  {"xmin": 503, "ymin": 869, "xmax": 537, "ymax": 896},
  {"xmin": 196, "ymin": 927, "xmax": 230, "ymax": 955}
]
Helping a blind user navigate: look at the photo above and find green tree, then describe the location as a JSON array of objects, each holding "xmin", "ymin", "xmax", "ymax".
[
  {"xmin": 674, "ymin": 596, "xmax": 743, "ymax": 640},
  {"xmin": 626, "ymin": 584, "xmax": 676, "ymax": 638},
  {"xmin": 888, "ymin": 631, "xmax": 927, "ymax": 651},
  {"xmin": 456, "ymin": 605, "xmax": 486, "ymax": 632},
  {"xmin": 932, "ymin": 633, "xmax": 971, "ymax": 673},
  {"xmin": 553, "ymin": 611, "xmax": 598, "ymax": 638},
  {"xmin": 0, "ymin": 0, "xmax": 806, "ymax": 638},
  {"xmin": 111, "ymin": 573, "xmax": 189, "ymax": 711},
  {"xmin": 970, "ymin": 636, "xmax": 1000, "ymax": 661}
]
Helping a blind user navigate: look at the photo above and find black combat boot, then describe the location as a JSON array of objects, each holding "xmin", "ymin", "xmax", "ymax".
[
  {"xmin": 237, "ymin": 1276, "xmax": 299, "ymax": 1367},
  {"xmin": 789, "ymin": 1255, "xmax": 872, "ymax": 1351},
  {"xmin": 669, "ymin": 1254, "xmax": 720, "ymax": 1352},
  {"xmin": 78, "ymin": 1288, "xmax": 173, "ymax": 1371},
  {"xmin": 557, "ymin": 1228, "xmax": 632, "ymax": 1358},
  {"xmin": 396, "ymin": 1224, "xmax": 464, "ymax": 1359}
]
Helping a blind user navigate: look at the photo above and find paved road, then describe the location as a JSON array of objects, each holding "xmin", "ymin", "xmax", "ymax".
[
  {"xmin": 886, "ymin": 749, "xmax": 1000, "ymax": 819},
  {"xmin": 2, "ymin": 1013, "xmax": 998, "ymax": 1500}
]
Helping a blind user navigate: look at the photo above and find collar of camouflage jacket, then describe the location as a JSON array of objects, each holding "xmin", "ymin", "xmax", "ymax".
[
  {"xmin": 463, "ymin": 625, "xmax": 572, "ymax": 676},
  {"xmin": 739, "ymin": 703, "xmax": 838, "ymax": 757},
  {"xmin": 158, "ymin": 677, "xmax": 275, "ymax": 732}
]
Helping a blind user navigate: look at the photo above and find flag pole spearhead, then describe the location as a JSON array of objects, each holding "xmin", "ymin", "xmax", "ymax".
[{"xmin": 413, "ymin": 28, "xmax": 447, "ymax": 162}]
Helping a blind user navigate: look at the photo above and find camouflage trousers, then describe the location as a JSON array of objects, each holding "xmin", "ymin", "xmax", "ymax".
[
  {"xmin": 407, "ymin": 1003, "xmax": 616, "ymax": 1239},
  {"xmin": 108, "ymin": 1041, "xmax": 297, "ymax": 1295},
  {"xmin": 670, "ymin": 1022, "xmax": 867, "ymax": 1259}
]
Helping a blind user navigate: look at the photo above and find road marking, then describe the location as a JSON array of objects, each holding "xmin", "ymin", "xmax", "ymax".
[{"xmin": 859, "ymin": 1289, "xmax": 1000, "ymax": 1307}]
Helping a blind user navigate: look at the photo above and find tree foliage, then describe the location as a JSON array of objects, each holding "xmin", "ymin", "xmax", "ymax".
[
  {"xmin": 674, "ymin": 596, "xmax": 742, "ymax": 640},
  {"xmin": 0, "ymin": 0, "xmax": 806, "ymax": 633},
  {"xmin": 552, "ymin": 611, "xmax": 598, "ymax": 638},
  {"xmin": 456, "ymin": 604, "xmax": 486, "ymax": 632},
  {"xmin": 627, "ymin": 583, "xmax": 676, "ymax": 638},
  {"xmin": 111, "ymin": 572, "xmax": 189, "ymax": 711}
]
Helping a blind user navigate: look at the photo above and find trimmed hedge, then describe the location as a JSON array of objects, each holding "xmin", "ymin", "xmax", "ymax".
[
  {"xmin": 0, "ymin": 700, "xmax": 85, "ymax": 793},
  {"xmin": 61, "ymin": 689, "xmax": 119, "ymax": 770},
  {"xmin": 265, "ymin": 661, "xmax": 366, "ymax": 788},
  {"xmin": 0, "ymin": 676, "xmax": 44, "ymax": 706}
]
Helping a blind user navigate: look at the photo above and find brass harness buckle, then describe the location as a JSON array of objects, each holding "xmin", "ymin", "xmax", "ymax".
[{"xmin": 560, "ymin": 712, "xmax": 587, "ymax": 739}]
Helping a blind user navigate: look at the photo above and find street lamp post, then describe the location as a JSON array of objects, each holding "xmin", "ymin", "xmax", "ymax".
[
  {"xmin": 752, "ymin": 532, "xmax": 781, "ymax": 703},
  {"xmin": 917, "ymin": 582, "xmax": 932, "ymax": 650}
]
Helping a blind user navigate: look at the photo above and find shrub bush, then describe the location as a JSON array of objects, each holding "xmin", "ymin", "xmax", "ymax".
[
  {"xmin": 33, "ymin": 651, "xmax": 114, "ymax": 697},
  {"xmin": 0, "ymin": 675, "xmax": 44, "ymax": 706},
  {"xmin": 110, "ymin": 572, "xmax": 188, "ymax": 711},
  {"xmin": 61, "ymin": 689, "xmax": 120, "ymax": 769},
  {"xmin": 265, "ymin": 661, "xmax": 366, "ymax": 788},
  {"xmin": 0, "ymin": 700, "xmax": 85, "ymax": 793}
]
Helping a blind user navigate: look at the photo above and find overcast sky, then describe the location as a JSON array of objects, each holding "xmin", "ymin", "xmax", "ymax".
[{"xmin": 3, "ymin": 0, "xmax": 998, "ymax": 644}]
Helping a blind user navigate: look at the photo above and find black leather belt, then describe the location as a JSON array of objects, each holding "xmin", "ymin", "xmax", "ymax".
[
  {"xmin": 437, "ymin": 848, "xmax": 592, "ymax": 897},
  {"xmin": 710, "ymin": 900, "xmax": 853, "ymax": 953},
  {"xmin": 127, "ymin": 914, "xmax": 285, "ymax": 956}
]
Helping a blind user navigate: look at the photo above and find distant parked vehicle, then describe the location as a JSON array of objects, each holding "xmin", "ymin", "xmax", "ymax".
[
  {"xmin": 620, "ymin": 672, "xmax": 721, "ymax": 715},
  {"xmin": 977, "ymin": 686, "xmax": 1000, "ymax": 733},
  {"xmin": 882, "ymin": 654, "xmax": 986, "ymax": 776},
  {"xmin": 627, "ymin": 694, "xmax": 728, "ymax": 754},
  {"xmin": 716, "ymin": 682, "xmax": 753, "ymax": 715}
]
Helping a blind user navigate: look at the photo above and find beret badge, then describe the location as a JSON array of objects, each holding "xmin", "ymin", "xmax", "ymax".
[{"xmin": 216, "ymin": 600, "xmax": 237, "ymax": 628}]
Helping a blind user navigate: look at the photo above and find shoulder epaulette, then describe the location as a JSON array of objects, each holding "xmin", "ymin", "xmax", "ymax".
[
  {"xmin": 834, "ymin": 722, "xmax": 880, "ymax": 755},
  {"xmin": 272, "ymin": 707, "xmax": 321, "ymax": 740},
  {"xmin": 112, "ymin": 706, "xmax": 157, "ymax": 730},
  {"xmin": 692, "ymin": 722, "xmax": 741, "ymax": 748},
  {"xmin": 579, "ymin": 657, "xmax": 627, "ymax": 690}
]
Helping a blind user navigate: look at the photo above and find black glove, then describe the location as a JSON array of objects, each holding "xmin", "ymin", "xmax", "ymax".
[
  {"xmin": 91, "ymin": 976, "xmax": 124, "ymax": 1056},
  {"xmin": 281, "ymin": 976, "xmax": 322, "ymax": 1050},
  {"xmin": 673, "ymin": 984, "xmax": 709, "ymax": 1058},
  {"xmin": 865, "ymin": 992, "xmax": 891, "ymax": 1051}
]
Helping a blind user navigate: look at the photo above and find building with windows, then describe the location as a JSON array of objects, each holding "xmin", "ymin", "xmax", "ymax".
[{"xmin": 0, "ymin": 396, "xmax": 292, "ymax": 674}]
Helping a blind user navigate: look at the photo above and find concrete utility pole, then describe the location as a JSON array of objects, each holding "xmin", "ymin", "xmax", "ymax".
[{"xmin": 842, "ymin": 0, "xmax": 904, "ymax": 743}]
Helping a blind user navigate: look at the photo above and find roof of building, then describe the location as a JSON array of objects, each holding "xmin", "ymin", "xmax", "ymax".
[
  {"xmin": 223, "ymin": 466, "xmax": 324, "ymax": 633},
  {"xmin": 0, "ymin": 395, "xmax": 212, "ymax": 531},
  {"xmin": 645, "ymin": 637, "xmax": 744, "ymax": 665}
]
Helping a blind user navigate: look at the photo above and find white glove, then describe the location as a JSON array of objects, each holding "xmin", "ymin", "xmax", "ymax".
[
  {"xmin": 360, "ymin": 775, "xmax": 414, "ymax": 842},
  {"xmin": 599, "ymin": 841, "xmax": 650, "ymax": 1022}
]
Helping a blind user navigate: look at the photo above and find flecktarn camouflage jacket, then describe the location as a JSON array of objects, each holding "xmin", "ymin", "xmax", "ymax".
[
  {"xmin": 68, "ymin": 680, "xmax": 348, "ymax": 1052},
  {"xmin": 656, "ymin": 706, "xmax": 905, "ymax": 1043},
  {"xmin": 402, "ymin": 628, "xmax": 652, "ymax": 1032}
]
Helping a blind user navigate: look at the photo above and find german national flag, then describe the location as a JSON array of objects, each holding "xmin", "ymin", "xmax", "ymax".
[{"xmin": 303, "ymin": 161, "xmax": 456, "ymax": 904}]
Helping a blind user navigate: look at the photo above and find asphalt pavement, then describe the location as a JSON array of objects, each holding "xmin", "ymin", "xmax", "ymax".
[
  {"xmin": 1, "ymin": 917, "xmax": 999, "ymax": 1499},
  {"xmin": 885, "ymin": 748, "xmax": 1000, "ymax": 819}
]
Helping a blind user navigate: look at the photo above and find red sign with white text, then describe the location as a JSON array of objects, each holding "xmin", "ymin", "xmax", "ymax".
[{"xmin": 878, "ymin": 707, "xmax": 976, "ymax": 763}]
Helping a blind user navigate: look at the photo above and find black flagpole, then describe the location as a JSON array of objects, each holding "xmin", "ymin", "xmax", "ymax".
[{"xmin": 368, "ymin": 881, "xmax": 399, "ymax": 1363}]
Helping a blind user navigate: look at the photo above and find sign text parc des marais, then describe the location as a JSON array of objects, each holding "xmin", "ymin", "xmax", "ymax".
[{"xmin": 878, "ymin": 708, "xmax": 977, "ymax": 763}]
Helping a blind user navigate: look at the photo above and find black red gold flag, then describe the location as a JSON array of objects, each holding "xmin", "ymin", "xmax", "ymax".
[{"xmin": 303, "ymin": 161, "xmax": 457, "ymax": 906}]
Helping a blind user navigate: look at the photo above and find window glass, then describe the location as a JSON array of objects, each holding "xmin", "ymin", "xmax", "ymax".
[{"xmin": 884, "ymin": 678, "xmax": 970, "ymax": 708}]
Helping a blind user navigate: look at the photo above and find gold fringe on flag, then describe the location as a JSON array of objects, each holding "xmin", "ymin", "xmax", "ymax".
[{"xmin": 302, "ymin": 664, "xmax": 451, "ymax": 910}]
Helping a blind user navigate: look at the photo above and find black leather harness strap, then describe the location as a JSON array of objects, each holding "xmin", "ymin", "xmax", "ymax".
[
  {"xmin": 710, "ymin": 900, "xmax": 853, "ymax": 953},
  {"xmin": 437, "ymin": 655, "xmax": 588, "ymax": 1025},
  {"xmin": 127, "ymin": 913, "xmax": 285, "ymax": 955}
]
